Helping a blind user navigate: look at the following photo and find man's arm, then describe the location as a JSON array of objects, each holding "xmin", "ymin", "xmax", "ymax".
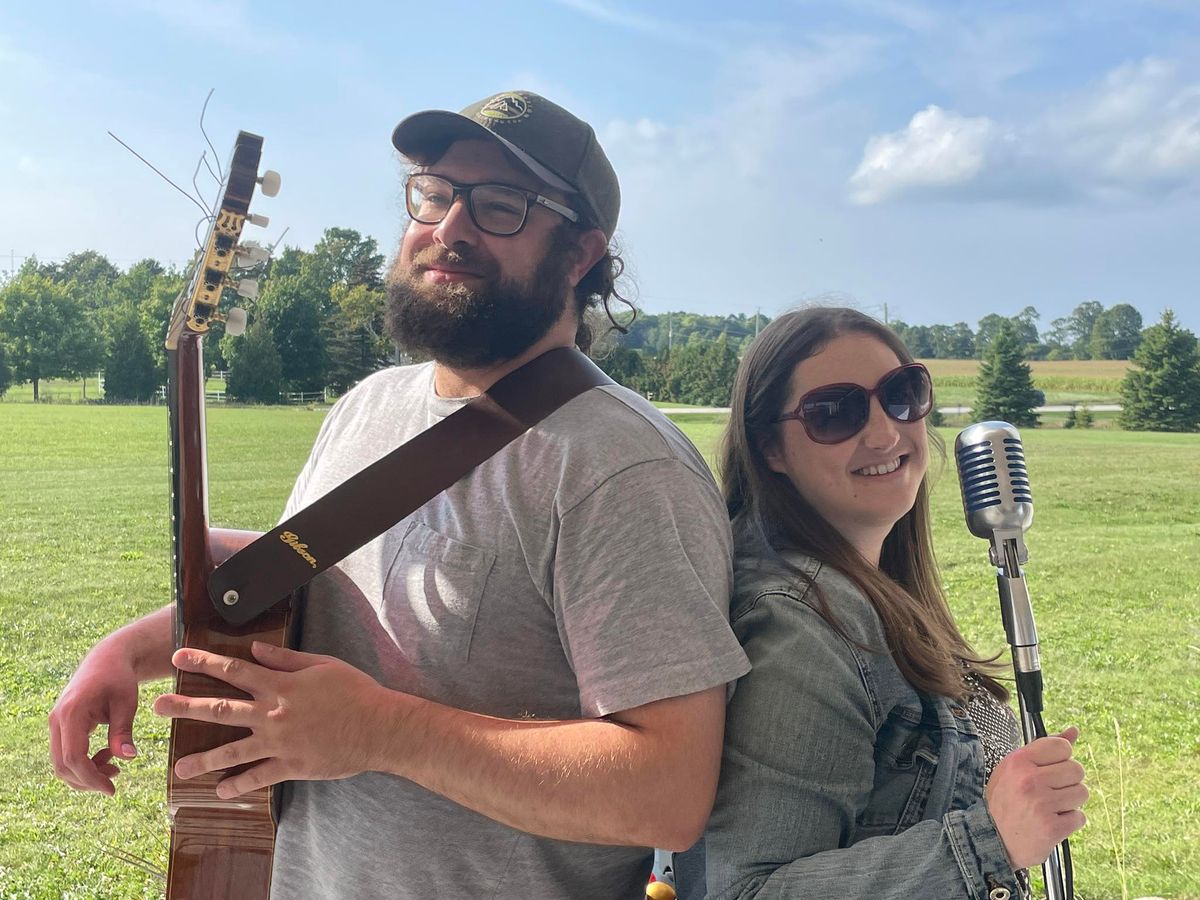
[
  {"xmin": 158, "ymin": 642, "xmax": 727, "ymax": 850},
  {"xmin": 382, "ymin": 681, "xmax": 727, "ymax": 850},
  {"xmin": 49, "ymin": 604, "xmax": 176, "ymax": 794}
]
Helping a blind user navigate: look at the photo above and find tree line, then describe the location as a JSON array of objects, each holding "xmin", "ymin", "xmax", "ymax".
[
  {"xmin": 0, "ymin": 229, "xmax": 391, "ymax": 403},
  {"xmin": 1, "ymin": 237, "xmax": 1197, "ymax": 428},
  {"xmin": 889, "ymin": 301, "xmax": 1147, "ymax": 361},
  {"xmin": 970, "ymin": 313, "xmax": 1200, "ymax": 432}
]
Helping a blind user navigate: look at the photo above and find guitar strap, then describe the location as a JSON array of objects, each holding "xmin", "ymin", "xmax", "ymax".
[{"xmin": 207, "ymin": 347, "xmax": 614, "ymax": 626}]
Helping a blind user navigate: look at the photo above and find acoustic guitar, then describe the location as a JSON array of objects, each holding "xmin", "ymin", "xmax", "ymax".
[{"xmin": 162, "ymin": 130, "xmax": 294, "ymax": 899}]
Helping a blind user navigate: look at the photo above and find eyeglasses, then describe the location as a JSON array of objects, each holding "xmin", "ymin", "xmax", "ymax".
[
  {"xmin": 404, "ymin": 173, "xmax": 580, "ymax": 237},
  {"xmin": 775, "ymin": 363, "xmax": 934, "ymax": 445}
]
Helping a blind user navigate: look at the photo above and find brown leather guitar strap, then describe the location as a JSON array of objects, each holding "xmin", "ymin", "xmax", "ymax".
[{"xmin": 207, "ymin": 347, "xmax": 613, "ymax": 626}]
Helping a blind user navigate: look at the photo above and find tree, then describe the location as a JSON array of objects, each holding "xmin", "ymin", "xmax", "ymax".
[
  {"xmin": 665, "ymin": 334, "xmax": 739, "ymax": 405},
  {"xmin": 223, "ymin": 318, "xmax": 284, "ymax": 404},
  {"xmin": 1118, "ymin": 310, "xmax": 1200, "ymax": 432},
  {"xmin": 1089, "ymin": 303, "xmax": 1143, "ymax": 360},
  {"xmin": 324, "ymin": 282, "xmax": 391, "ymax": 394},
  {"xmin": 595, "ymin": 347, "xmax": 649, "ymax": 394},
  {"xmin": 929, "ymin": 322, "xmax": 975, "ymax": 359},
  {"xmin": 303, "ymin": 228, "xmax": 386, "ymax": 302},
  {"xmin": 103, "ymin": 305, "xmax": 159, "ymax": 402},
  {"xmin": 974, "ymin": 313, "xmax": 1008, "ymax": 358},
  {"xmin": 1053, "ymin": 300, "xmax": 1105, "ymax": 359},
  {"xmin": 0, "ymin": 271, "xmax": 104, "ymax": 400},
  {"xmin": 0, "ymin": 341, "xmax": 11, "ymax": 397},
  {"xmin": 975, "ymin": 318, "xmax": 1041, "ymax": 427},
  {"xmin": 257, "ymin": 274, "xmax": 327, "ymax": 392}
]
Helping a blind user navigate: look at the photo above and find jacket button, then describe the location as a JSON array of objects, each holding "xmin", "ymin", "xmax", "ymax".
[
  {"xmin": 988, "ymin": 887, "xmax": 1011, "ymax": 900},
  {"xmin": 951, "ymin": 706, "xmax": 967, "ymax": 718}
]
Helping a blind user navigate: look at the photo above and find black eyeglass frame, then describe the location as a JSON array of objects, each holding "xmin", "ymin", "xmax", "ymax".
[
  {"xmin": 774, "ymin": 362, "xmax": 934, "ymax": 444},
  {"xmin": 404, "ymin": 172, "xmax": 580, "ymax": 237}
]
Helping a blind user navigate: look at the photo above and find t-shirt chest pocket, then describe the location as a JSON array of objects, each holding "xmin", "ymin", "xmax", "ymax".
[{"xmin": 381, "ymin": 522, "xmax": 497, "ymax": 666}]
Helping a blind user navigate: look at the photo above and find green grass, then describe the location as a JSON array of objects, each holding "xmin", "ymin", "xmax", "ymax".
[{"xmin": 1, "ymin": 406, "xmax": 1197, "ymax": 898}]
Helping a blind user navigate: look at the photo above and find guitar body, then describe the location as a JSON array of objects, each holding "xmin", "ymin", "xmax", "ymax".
[
  {"xmin": 165, "ymin": 530, "xmax": 298, "ymax": 900},
  {"xmin": 163, "ymin": 132, "xmax": 291, "ymax": 899}
]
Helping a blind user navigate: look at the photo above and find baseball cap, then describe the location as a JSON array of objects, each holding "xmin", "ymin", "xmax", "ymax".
[{"xmin": 391, "ymin": 90, "xmax": 620, "ymax": 239}]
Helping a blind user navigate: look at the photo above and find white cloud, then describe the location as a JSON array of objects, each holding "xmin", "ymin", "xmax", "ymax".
[
  {"xmin": 848, "ymin": 57, "xmax": 1200, "ymax": 204},
  {"xmin": 848, "ymin": 106, "xmax": 1002, "ymax": 204}
]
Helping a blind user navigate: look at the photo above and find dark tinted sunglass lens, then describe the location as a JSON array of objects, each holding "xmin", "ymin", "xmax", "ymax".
[
  {"xmin": 803, "ymin": 388, "xmax": 869, "ymax": 443},
  {"xmin": 470, "ymin": 185, "xmax": 528, "ymax": 235},
  {"xmin": 882, "ymin": 367, "xmax": 932, "ymax": 421}
]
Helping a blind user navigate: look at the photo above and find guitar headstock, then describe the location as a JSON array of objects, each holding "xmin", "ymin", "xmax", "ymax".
[{"xmin": 166, "ymin": 131, "xmax": 279, "ymax": 350}]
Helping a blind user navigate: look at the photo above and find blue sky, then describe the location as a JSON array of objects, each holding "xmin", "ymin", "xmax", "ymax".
[{"xmin": 3, "ymin": 0, "xmax": 1199, "ymax": 332}]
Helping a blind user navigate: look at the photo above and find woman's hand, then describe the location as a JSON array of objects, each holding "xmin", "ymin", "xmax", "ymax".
[{"xmin": 985, "ymin": 726, "xmax": 1088, "ymax": 869}]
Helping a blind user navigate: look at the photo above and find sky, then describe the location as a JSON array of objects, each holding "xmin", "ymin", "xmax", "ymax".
[{"xmin": 3, "ymin": 0, "xmax": 1199, "ymax": 333}]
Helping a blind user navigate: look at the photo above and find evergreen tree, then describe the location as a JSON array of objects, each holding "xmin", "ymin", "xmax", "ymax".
[
  {"xmin": 224, "ymin": 318, "xmax": 284, "ymax": 404},
  {"xmin": 974, "ymin": 318, "xmax": 1041, "ymax": 427},
  {"xmin": 1118, "ymin": 310, "xmax": 1200, "ymax": 432},
  {"xmin": 103, "ymin": 305, "xmax": 159, "ymax": 402}
]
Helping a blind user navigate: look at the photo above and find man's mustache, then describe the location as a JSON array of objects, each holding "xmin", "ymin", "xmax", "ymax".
[{"xmin": 406, "ymin": 247, "xmax": 499, "ymax": 279}]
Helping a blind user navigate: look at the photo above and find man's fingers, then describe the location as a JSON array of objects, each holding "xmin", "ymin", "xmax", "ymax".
[
  {"xmin": 105, "ymin": 695, "xmax": 139, "ymax": 760},
  {"xmin": 1059, "ymin": 725, "xmax": 1080, "ymax": 746},
  {"xmin": 172, "ymin": 648, "xmax": 265, "ymax": 693},
  {"xmin": 91, "ymin": 748, "xmax": 123, "ymax": 780},
  {"xmin": 56, "ymin": 716, "xmax": 114, "ymax": 794},
  {"xmin": 154, "ymin": 693, "xmax": 257, "ymax": 727},
  {"xmin": 250, "ymin": 640, "xmax": 327, "ymax": 673},
  {"xmin": 215, "ymin": 759, "xmax": 289, "ymax": 800},
  {"xmin": 174, "ymin": 736, "xmax": 266, "ymax": 781}
]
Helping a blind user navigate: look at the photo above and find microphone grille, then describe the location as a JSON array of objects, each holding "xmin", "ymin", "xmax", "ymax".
[{"xmin": 954, "ymin": 422, "xmax": 1034, "ymax": 537}]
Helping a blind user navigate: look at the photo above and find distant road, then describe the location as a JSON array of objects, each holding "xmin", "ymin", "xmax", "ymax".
[{"xmin": 663, "ymin": 404, "xmax": 1122, "ymax": 416}]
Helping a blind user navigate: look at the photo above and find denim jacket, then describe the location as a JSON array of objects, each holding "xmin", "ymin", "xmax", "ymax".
[{"xmin": 680, "ymin": 551, "xmax": 1021, "ymax": 900}]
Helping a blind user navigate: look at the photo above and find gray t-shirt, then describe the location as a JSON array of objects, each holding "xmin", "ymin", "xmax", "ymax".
[{"xmin": 269, "ymin": 362, "xmax": 750, "ymax": 900}]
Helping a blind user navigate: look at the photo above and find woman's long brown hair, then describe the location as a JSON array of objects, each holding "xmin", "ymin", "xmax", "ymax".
[{"xmin": 721, "ymin": 306, "xmax": 1006, "ymax": 701}]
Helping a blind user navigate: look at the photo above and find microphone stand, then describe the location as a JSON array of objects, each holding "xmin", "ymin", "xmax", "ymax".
[{"xmin": 989, "ymin": 527, "xmax": 1072, "ymax": 900}]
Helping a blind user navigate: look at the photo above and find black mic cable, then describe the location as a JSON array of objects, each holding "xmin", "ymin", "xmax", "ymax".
[{"xmin": 955, "ymin": 421, "xmax": 1074, "ymax": 900}]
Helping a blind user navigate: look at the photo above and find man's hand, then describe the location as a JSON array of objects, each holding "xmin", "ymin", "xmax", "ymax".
[
  {"xmin": 154, "ymin": 642, "xmax": 396, "ymax": 799},
  {"xmin": 49, "ymin": 646, "xmax": 141, "ymax": 795}
]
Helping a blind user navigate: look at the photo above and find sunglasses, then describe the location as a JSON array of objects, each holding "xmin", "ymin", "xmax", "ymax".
[{"xmin": 775, "ymin": 363, "xmax": 934, "ymax": 444}]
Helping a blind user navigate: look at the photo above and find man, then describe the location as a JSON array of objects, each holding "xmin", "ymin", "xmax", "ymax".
[{"xmin": 49, "ymin": 90, "xmax": 749, "ymax": 898}]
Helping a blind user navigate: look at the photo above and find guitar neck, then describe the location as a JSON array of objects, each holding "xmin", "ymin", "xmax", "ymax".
[{"xmin": 167, "ymin": 332, "xmax": 212, "ymax": 635}]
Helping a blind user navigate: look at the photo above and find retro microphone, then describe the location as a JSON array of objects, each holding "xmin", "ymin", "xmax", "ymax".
[{"xmin": 955, "ymin": 421, "xmax": 1074, "ymax": 900}]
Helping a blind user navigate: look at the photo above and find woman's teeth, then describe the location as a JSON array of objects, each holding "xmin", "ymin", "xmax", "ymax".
[{"xmin": 854, "ymin": 457, "xmax": 902, "ymax": 476}]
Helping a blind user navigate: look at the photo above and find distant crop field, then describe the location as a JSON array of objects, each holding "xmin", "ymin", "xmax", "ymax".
[
  {"xmin": 1, "ymin": 404, "xmax": 1196, "ymax": 899},
  {"xmin": 917, "ymin": 358, "xmax": 1130, "ymax": 409}
]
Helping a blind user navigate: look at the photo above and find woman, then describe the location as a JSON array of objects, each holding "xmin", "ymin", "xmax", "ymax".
[{"xmin": 687, "ymin": 308, "xmax": 1086, "ymax": 899}]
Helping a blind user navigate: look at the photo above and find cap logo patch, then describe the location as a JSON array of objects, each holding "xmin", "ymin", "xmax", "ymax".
[{"xmin": 478, "ymin": 92, "xmax": 530, "ymax": 124}]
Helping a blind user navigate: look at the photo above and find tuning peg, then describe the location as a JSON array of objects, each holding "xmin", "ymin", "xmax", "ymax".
[
  {"xmin": 222, "ymin": 307, "xmax": 248, "ymax": 336},
  {"xmin": 232, "ymin": 278, "xmax": 259, "ymax": 300},
  {"xmin": 247, "ymin": 213, "xmax": 270, "ymax": 228},
  {"xmin": 258, "ymin": 170, "xmax": 281, "ymax": 197},
  {"xmin": 235, "ymin": 242, "xmax": 270, "ymax": 268}
]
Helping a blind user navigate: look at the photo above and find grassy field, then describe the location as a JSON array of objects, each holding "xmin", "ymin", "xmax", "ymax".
[
  {"xmin": 4, "ymin": 359, "xmax": 1132, "ymax": 411},
  {"xmin": 1, "ymin": 405, "xmax": 1197, "ymax": 899}
]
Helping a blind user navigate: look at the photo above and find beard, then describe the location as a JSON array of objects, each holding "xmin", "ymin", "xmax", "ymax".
[{"xmin": 385, "ymin": 230, "xmax": 574, "ymax": 369}]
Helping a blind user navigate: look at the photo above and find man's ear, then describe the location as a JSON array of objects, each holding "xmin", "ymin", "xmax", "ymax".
[{"xmin": 567, "ymin": 228, "xmax": 608, "ymax": 287}]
